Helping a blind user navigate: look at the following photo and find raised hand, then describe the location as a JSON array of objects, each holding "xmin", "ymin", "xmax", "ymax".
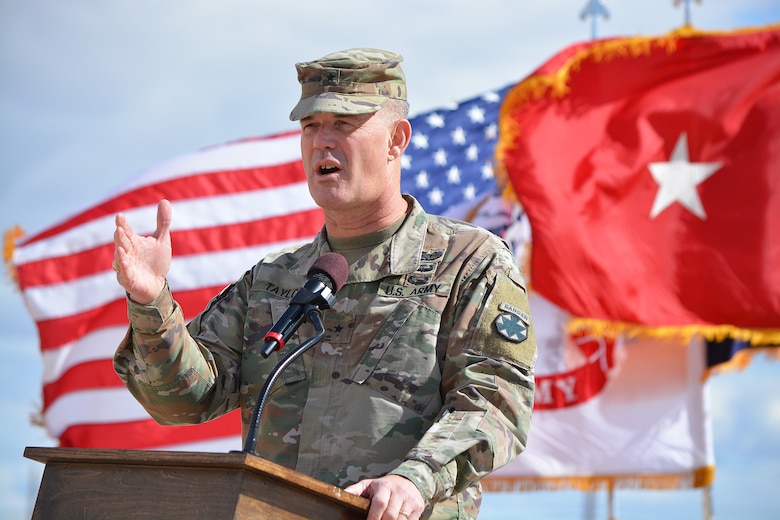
[{"xmin": 113, "ymin": 199, "xmax": 173, "ymax": 304}]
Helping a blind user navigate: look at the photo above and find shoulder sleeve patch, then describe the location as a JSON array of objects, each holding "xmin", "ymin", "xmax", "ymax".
[{"xmin": 473, "ymin": 273, "xmax": 537, "ymax": 368}]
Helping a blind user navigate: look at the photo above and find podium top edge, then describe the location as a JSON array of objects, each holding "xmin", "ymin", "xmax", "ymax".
[{"xmin": 24, "ymin": 446, "xmax": 370, "ymax": 510}]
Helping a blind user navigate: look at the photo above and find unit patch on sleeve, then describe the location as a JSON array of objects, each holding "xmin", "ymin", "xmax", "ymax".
[
  {"xmin": 494, "ymin": 308, "xmax": 529, "ymax": 343},
  {"xmin": 474, "ymin": 273, "xmax": 536, "ymax": 367}
]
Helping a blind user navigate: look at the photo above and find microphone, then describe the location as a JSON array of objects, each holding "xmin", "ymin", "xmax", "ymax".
[{"xmin": 259, "ymin": 252, "xmax": 349, "ymax": 358}]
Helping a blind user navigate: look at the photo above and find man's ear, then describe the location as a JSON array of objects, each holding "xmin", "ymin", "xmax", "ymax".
[{"xmin": 388, "ymin": 119, "xmax": 412, "ymax": 161}]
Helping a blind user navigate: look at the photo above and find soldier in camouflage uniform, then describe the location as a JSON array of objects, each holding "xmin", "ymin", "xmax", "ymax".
[{"xmin": 112, "ymin": 48, "xmax": 536, "ymax": 520}]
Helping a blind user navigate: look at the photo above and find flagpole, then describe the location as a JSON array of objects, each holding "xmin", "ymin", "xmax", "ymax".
[
  {"xmin": 682, "ymin": 0, "xmax": 692, "ymax": 26},
  {"xmin": 673, "ymin": 0, "xmax": 702, "ymax": 26},
  {"xmin": 579, "ymin": 0, "xmax": 610, "ymax": 40},
  {"xmin": 702, "ymin": 484, "xmax": 714, "ymax": 520},
  {"xmin": 607, "ymin": 481, "xmax": 617, "ymax": 520},
  {"xmin": 583, "ymin": 491, "xmax": 596, "ymax": 520}
]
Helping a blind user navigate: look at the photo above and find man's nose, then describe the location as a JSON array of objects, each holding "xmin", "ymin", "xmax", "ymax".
[{"xmin": 312, "ymin": 125, "xmax": 337, "ymax": 149}]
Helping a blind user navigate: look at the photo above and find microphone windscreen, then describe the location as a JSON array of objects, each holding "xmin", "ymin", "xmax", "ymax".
[{"xmin": 308, "ymin": 253, "xmax": 349, "ymax": 293}]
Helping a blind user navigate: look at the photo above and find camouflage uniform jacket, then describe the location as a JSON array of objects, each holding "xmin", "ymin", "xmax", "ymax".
[{"xmin": 114, "ymin": 196, "xmax": 536, "ymax": 519}]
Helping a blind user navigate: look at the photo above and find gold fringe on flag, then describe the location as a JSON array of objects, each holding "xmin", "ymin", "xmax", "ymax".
[
  {"xmin": 482, "ymin": 465, "xmax": 715, "ymax": 493},
  {"xmin": 566, "ymin": 316, "xmax": 780, "ymax": 350},
  {"xmin": 3, "ymin": 224, "xmax": 25, "ymax": 286}
]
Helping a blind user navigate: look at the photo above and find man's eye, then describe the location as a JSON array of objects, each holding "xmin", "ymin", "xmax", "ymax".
[{"xmin": 335, "ymin": 120, "xmax": 356, "ymax": 130}]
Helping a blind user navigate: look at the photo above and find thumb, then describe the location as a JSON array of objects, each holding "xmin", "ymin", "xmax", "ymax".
[
  {"xmin": 154, "ymin": 199, "xmax": 172, "ymax": 239},
  {"xmin": 344, "ymin": 479, "xmax": 374, "ymax": 498}
]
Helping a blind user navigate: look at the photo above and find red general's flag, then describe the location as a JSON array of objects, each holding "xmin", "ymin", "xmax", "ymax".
[{"xmin": 498, "ymin": 26, "xmax": 780, "ymax": 343}]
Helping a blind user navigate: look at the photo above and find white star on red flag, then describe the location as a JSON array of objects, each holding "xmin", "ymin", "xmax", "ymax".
[{"xmin": 648, "ymin": 132, "xmax": 722, "ymax": 219}]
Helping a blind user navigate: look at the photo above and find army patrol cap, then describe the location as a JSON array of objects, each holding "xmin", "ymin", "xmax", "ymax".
[{"xmin": 289, "ymin": 48, "xmax": 407, "ymax": 121}]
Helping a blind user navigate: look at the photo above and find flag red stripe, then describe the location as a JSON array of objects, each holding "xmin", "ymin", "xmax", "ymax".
[
  {"xmin": 17, "ymin": 243, "xmax": 111, "ymax": 288},
  {"xmin": 58, "ymin": 412, "xmax": 242, "ymax": 449},
  {"xmin": 43, "ymin": 359, "xmax": 122, "ymax": 408},
  {"xmin": 17, "ymin": 208, "xmax": 324, "ymax": 287},
  {"xmin": 37, "ymin": 286, "xmax": 222, "ymax": 351},
  {"xmin": 20, "ymin": 158, "xmax": 306, "ymax": 247}
]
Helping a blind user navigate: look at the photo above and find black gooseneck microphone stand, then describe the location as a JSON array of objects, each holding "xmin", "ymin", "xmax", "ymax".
[{"xmin": 242, "ymin": 304, "xmax": 326, "ymax": 455}]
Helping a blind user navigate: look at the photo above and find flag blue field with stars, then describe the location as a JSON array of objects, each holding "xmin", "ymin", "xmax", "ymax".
[{"xmin": 401, "ymin": 85, "xmax": 513, "ymax": 216}]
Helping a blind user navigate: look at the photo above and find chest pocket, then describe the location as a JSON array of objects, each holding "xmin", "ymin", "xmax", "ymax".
[
  {"xmin": 267, "ymin": 298, "xmax": 309, "ymax": 385},
  {"xmin": 349, "ymin": 298, "xmax": 444, "ymax": 415},
  {"xmin": 242, "ymin": 295, "xmax": 310, "ymax": 393}
]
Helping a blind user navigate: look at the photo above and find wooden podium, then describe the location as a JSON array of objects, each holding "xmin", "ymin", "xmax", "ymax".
[{"xmin": 24, "ymin": 446, "xmax": 369, "ymax": 519}]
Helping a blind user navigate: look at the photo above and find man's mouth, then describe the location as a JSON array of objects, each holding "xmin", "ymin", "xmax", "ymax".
[{"xmin": 319, "ymin": 165, "xmax": 340, "ymax": 175}]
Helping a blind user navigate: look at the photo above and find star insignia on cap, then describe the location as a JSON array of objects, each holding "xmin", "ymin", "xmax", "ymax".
[{"xmin": 494, "ymin": 313, "xmax": 528, "ymax": 343}]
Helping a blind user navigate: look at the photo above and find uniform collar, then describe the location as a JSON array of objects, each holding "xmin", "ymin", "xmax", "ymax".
[{"xmin": 289, "ymin": 194, "xmax": 427, "ymax": 283}]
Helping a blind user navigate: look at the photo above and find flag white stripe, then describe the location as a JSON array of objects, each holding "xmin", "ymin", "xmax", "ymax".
[
  {"xmin": 41, "ymin": 326, "xmax": 127, "ymax": 385},
  {"xmin": 45, "ymin": 387, "xmax": 156, "ymax": 437},
  {"xmin": 14, "ymin": 181, "xmax": 315, "ymax": 265},
  {"xmin": 165, "ymin": 182, "xmax": 316, "ymax": 231},
  {"xmin": 112, "ymin": 133, "xmax": 302, "ymax": 193},
  {"xmin": 23, "ymin": 236, "xmax": 313, "ymax": 321},
  {"xmin": 24, "ymin": 271, "xmax": 126, "ymax": 321}
]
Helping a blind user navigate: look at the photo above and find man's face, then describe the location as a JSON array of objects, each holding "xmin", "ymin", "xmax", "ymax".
[{"xmin": 299, "ymin": 108, "xmax": 397, "ymax": 213}]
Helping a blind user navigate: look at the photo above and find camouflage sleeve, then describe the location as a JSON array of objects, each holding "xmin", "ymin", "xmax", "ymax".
[
  {"xmin": 113, "ymin": 277, "xmax": 246, "ymax": 425},
  {"xmin": 390, "ymin": 242, "xmax": 536, "ymax": 504}
]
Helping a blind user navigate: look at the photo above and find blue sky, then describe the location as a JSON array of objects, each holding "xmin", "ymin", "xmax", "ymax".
[{"xmin": 1, "ymin": 1, "xmax": 779, "ymax": 518}]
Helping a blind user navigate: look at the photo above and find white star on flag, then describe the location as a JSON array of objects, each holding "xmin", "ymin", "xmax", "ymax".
[
  {"xmin": 411, "ymin": 133, "xmax": 429, "ymax": 150},
  {"xmin": 648, "ymin": 132, "xmax": 722, "ymax": 219},
  {"xmin": 451, "ymin": 127, "xmax": 466, "ymax": 145},
  {"xmin": 467, "ymin": 105, "xmax": 486, "ymax": 124},
  {"xmin": 426, "ymin": 113, "xmax": 445, "ymax": 128}
]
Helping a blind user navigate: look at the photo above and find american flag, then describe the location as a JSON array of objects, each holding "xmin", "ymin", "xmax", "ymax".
[{"xmin": 11, "ymin": 85, "xmax": 514, "ymax": 451}]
